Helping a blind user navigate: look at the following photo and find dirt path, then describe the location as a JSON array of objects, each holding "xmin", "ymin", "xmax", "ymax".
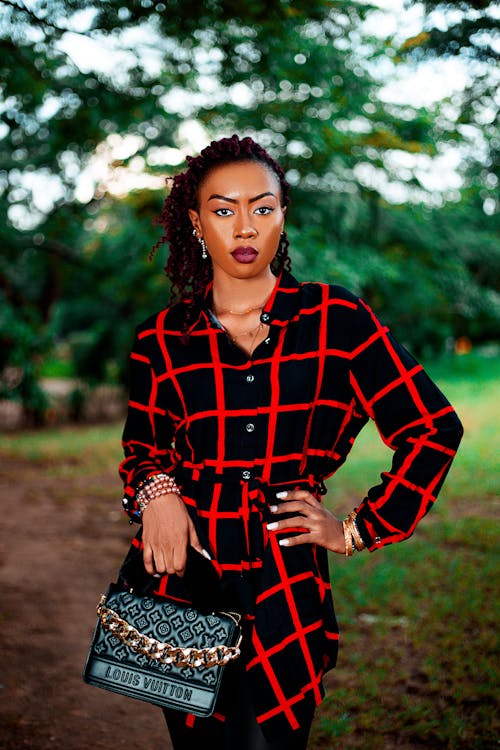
[
  {"xmin": 2, "ymin": 449, "xmax": 494, "ymax": 750},
  {"xmin": 0, "ymin": 454, "xmax": 172, "ymax": 749}
]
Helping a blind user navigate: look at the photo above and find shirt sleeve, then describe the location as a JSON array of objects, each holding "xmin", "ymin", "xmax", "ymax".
[
  {"xmin": 348, "ymin": 297, "xmax": 463, "ymax": 551},
  {"xmin": 119, "ymin": 328, "xmax": 177, "ymax": 522}
]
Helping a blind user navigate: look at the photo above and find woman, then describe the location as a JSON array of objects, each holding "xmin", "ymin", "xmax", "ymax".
[{"xmin": 119, "ymin": 134, "xmax": 463, "ymax": 749}]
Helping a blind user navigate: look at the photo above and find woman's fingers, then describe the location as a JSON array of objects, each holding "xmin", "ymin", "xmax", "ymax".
[
  {"xmin": 170, "ymin": 544, "xmax": 188, "ymax": 577},
  {"xmin": 275, "ymin": 490, "xmax": 321, "ymax": 507},
  {"xmin": 142, "ymin": 493, "xmax": 191, "ymax": 576},
  {"xmin": 188, "ymin": 518, "xmax": 212, "ymax": 560},
  {"xmin": 141, "ymin": 495, "xmax": 212, "ymax": 577},
  {"xmin": 266, "ymin": 514, "xmax": 310, "ymax": 532},
  {"xmin": 277, "ymin": 532, "xmax": 311, "ymax": 548},
  {"xmin": 270, "ymin": 500, "xmax": 317, "ymax": 518},
  {"xmin": 268, "ymin": 490, "xmax": 346, "ymax": 553},
  {"xmin": 144, "ymin": 539, "xmax": 186, "ymax": 576},
  {"xmin": 267, "ymin": 494, "xmax": 323, "ymax": 542},
  {"xmin": 143, "ymin": 543, "xmax": 156, "ymax": 575},
  {"xmin": 143, "ymin": 542, "xmax": 170, "ymax": 575}
]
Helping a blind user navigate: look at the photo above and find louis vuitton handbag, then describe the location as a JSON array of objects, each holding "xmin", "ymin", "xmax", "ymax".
[{"xmin": 83, "ymin": 547, "xmax": 242, "ymax": 717}]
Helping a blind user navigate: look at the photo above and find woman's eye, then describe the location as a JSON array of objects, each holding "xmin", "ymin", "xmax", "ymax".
[
  {"xmin": 255, "ymin": 206, "xmax": 273, "ymax": 215},
  {"xmin": 214, "ymin": 208, "xmax": 233, "ymax": 216}
]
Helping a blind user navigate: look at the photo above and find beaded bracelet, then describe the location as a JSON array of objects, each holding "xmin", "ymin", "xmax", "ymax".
[{"xmin": 135, "ymin": 473, "xmax": 181, "ymax": 514}]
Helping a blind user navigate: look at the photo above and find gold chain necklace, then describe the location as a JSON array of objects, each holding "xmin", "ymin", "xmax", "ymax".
[
  {"xmin": 213, "ymin": 291, "xmax": 273, "ymax": 317},
  {"xmin": 234, "ymin": 322, "xmax": 265, "ymax": 357},
  {"xmin": 211, "ymin": 292, "xmax": 271, "ymax": 356},
  {"xmin": 230, "ymin": 322, "xmax": 264, "ymax": 341}
]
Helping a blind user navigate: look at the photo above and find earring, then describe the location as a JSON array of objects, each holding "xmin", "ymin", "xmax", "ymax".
[{"xmin": 193, "ymin": 228, "xmax": 208, "ymax": 259}]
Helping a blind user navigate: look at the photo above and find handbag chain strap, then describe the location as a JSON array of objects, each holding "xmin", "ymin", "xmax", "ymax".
[{"xmin": 97, "ymin": 595, "xmax": 242, "ymax": 669}]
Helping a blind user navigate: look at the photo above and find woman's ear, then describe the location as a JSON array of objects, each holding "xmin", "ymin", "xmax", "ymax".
[{"xmin": 188, "ymin": 208, "xmax": 202, "ymax": 237}]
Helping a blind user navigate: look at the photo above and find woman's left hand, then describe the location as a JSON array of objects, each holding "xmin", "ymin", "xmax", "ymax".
[{"xmin": 267, "ymin": 490, "xmax": 346, "ymax": 554}]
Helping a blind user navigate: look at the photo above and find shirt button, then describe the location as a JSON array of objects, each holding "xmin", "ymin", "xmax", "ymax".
[
  {"xmin": 242, "ymin": 470, "xmax": 251, "ymax": 480},
  {"xmin": 246, "ymin": 423, "xmax": 255, "ymax": 432},
  {"xmin": 261, "ymin": 312, "xmax": 270, "ymax": 322},
  {"xmin": 246, "ymin": 374, "xmax": 255, "ymax": 383}
]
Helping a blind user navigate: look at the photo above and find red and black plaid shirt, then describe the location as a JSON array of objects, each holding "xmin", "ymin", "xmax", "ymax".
[{"xmin": 119, "ymin": 270, "xmax": 462, "ymax": 736}]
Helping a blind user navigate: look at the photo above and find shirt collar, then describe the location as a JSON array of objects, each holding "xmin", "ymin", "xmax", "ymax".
[
  {"xmin": 197, "ymin": 269, "xmax": 301, "ymax": 330},
  {"xmin": 260, "ymin": 269, "xmax": 301, "ymax": 327}
]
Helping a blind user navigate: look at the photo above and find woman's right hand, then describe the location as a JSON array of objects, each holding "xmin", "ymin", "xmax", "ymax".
[{"xmin": 142, "ymin": 493, "xmax": 207, "ymax": 576}]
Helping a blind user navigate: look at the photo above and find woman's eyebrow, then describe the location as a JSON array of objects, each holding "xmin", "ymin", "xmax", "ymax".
[{"xmin": 207, "ymin": 191, "xmax": 276, "ymax": 204}]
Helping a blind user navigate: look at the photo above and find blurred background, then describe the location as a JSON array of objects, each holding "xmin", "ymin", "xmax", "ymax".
[
  {"xmin": 0, "ymin": 2, "xmax": 498, "ymax": 749},
  {"xmin": 0, "ymin": 0, "xmax": 498, "ymax": 424}
]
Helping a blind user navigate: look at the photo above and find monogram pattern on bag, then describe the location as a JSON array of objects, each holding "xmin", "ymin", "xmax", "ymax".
[
  {"xmin": 100, "ymin": 595, "xmax": 229, "ymax": 655},
  {"xmin": 85, "ymin": 589, "xmax": 241, "ymax": 716},
  {"xmin": 93, "ymin": 591, "xmax": 235, "ymax": 679}
]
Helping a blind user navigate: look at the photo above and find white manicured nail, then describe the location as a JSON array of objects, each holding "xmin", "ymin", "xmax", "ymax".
[
  {"xmin": 276, "ymin": 491, "xmax": 288, "ymax": 499},
  {"xmin": 269, "ymin": 505, "xmax": 278, "ymax": 513},
  {"xmin": 266, "ymin": 522, "xmax": 278, "ymax": 530},
  {"xmin": 279, "ymin": 539, "xmax": 290, "ymax": 547},
  {"xmin": 201, "ymin": 549, "xmax": 212, "ymax": 560}
]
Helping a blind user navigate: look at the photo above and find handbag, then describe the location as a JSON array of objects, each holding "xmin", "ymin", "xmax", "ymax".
[
  {"xmin": 84, "ymin": 529, "xmax": 243, "ymax": 716},
  {"xmin": 83, "ymin": 583, "xmax": 242, "ymax": 716}
]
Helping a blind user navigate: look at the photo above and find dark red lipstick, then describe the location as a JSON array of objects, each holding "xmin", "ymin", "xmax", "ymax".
[{"xmin": 231, "ymin": 246, "xmax": 259, "ymax": 264}]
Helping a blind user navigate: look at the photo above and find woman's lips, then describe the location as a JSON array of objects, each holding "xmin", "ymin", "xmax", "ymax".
[{"xmin": 231, "ymin": 246, "xmax": 259, "ymax": 264}]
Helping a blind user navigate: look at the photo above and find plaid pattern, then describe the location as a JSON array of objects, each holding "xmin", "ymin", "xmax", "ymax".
[{"xmin": 119, "ymin": 270, "xmax": 462, "ymax": 737}]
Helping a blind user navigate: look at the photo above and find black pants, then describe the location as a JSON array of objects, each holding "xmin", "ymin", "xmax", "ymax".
[{"xmin": 163, "ymin": 661, "xmax": 312, "ymax": 750}]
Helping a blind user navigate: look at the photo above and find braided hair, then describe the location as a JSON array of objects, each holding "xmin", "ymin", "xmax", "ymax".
[{"xmin": 152, "ymin": 134, "xmax": 292, "ymax": 309}]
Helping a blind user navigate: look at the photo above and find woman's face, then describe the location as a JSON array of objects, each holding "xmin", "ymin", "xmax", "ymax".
[{"xmin": 188, "ymin": 160, "xmax": 286, "ymax": 282}]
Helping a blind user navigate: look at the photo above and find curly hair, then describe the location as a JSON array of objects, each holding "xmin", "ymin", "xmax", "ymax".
[{"xmin": 151, "ymin": 134, "xmax": 292, "ymax": 308}]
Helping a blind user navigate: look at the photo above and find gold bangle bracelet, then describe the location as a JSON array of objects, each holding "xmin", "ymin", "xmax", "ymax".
[
  {"xmin": 342, "ymin": 520, "xmax": 354, "ymax": 556},
  {"xmin": 346, "ymin": 511, "xmax": 365, "ymax": 551}
]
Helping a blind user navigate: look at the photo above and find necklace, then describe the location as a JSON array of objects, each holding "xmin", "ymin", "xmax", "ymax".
[
  {"xmin": 212, "ymin": 296, "xmax": 270, "ymax": 317},
  {"xmin": 230, "ymin": 322, "xmax": 264, "ymax": 341},
  {"xmin": 212, "ymin": 318, "xmax": 267, "ymax": 357},
  {"xmin": 233, "ymin": 322, "xmax": 265, "ymax": 357},
  {"xmin": 210, "ymin": 290, "xmax": 271, "ymax": 356}
]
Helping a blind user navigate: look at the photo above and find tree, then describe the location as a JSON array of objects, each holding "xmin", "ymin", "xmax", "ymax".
[
  {"xmin": 1, "ymin": 0, "xmax": 497, "ymax": 419},
  {"xmin": 397, "ymin": 0, "xmax": 499, "ymax": 347}
]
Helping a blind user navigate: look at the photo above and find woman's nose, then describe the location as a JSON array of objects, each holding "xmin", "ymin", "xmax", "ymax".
[{"xmin": 234, "ymin": 212, "xmax": 257, "ymax": 238}]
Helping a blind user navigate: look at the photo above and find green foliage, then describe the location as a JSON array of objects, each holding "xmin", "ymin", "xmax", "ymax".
[
  {"xmin": 52, "ymin": 189, "xmax": 169, "ymax": 383},
  {"xmin": 0, "ymin": 289, "xmax": 49, "ymax": 417},
  {"xmin": 405, "ymin": 1, "xmax": 499, "ymax": 63},
  {"xmin": 401, "ymin": 1, "xmax": 499, "ymax": 203},
  {"xmin": 0, "ymin": 0, "xmax": 498, "ymax": 406}
]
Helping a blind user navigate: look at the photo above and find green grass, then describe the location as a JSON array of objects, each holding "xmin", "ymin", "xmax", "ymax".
[
  {"xmin": 0, "ymin": 422, "xmax": 122, "ymax": 474},
  {"xmin": 316, "ymin": 519, "xmax": 499, "ymax": 748},
  {"xmin": 0, "ymin": 351, "xmax": 498, "ymax": 748},
  {"xmin": 328, "ymin": 350, "xmax": 499, "ymax": 506},
  {"xmin": 317, "ymin": 351, "xmax": 499, "ymax": 749}
]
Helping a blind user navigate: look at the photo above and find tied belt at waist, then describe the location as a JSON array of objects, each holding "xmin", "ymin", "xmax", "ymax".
[
  {"xmin": 175, "ymin": 466, "xmax": 327, "ymax": 562},
  {"xmin": 175, "ymin": 465, "xmax": 327, "ymax": 500}
]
